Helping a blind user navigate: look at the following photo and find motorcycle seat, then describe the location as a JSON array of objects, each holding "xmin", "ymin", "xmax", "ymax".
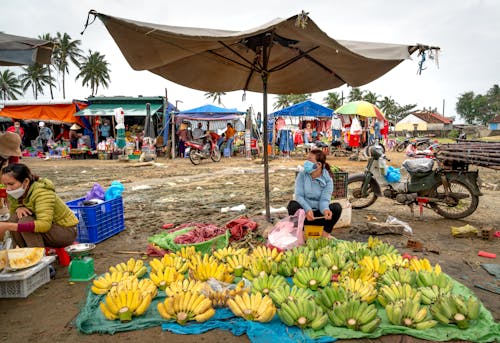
[{"xmin": 402, "ymin": 158, "xmax": 434, "ymax": 173}]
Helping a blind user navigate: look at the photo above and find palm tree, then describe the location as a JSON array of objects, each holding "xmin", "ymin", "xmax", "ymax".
[
  {"xmin": 38, "ymin": 33, "xmax": 57, "ymax": 99},
  {"xmin": 76, "ymin": 50, "xmax": 111, "ymax": 96},
  {"xmin": 289, "ymin": 93, "xmax": 311, "ymax": 104},
  {"xmin": 204, "ymin": 91, "xmax": 226, "ymax": 106},
  {"xmin": 323, "ymin": 92, "xmax": 342, "ymax": 109},
  {"xmin": 19, "ymin": 64, "xmax": 55, "ymax": 99},
  {"xmin": 53, "ymin": 32, "xmax": 83, "ymax": 99},
  {"xmin": 0, "ymin": 69, "xmax": 23, "ymax": 100},
  {"xmin": 348, "ymin": 88, "xmax": 364, "ymax": 101},
  {"xmin": 363, "ymin": 91, "xmax": 380, "ymax": 105},
  {"xmin": 273, "ymin": 94, "xmax": 311, "ymax": 110}
]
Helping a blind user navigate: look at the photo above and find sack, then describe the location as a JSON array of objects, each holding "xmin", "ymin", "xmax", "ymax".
[{"xmin": 267, "ymin": 209, "xmax": 305, "ymax": 250}]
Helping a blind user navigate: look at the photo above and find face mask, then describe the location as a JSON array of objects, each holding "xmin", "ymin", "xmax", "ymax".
[
  {"xmin": 303, "ymin": 160, "xmax": 317, "ymax": 174},
  {"xmin": 7, "ymin": 186, "xmax": 26, "ymax": 199}
]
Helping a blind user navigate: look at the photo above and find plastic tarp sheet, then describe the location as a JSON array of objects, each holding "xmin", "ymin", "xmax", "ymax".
[
  {"xmin": 75, "ymin": 103, "xmax": 162, "ymax": 117},
  {"xmin": 271, "ymin": 100, "xmax": 334, "ymax": 119},
  {"xmin": 0, "ymin": 102, "xmax": 87, "ymax": 124}
]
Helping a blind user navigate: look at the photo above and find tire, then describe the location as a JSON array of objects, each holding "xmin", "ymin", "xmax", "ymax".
[
  {"xmin": 429, "ymin": 179, "xmax": 479, "ymax": 219},
  {"xmin": 363, "ymin": 144, "xmax": 385, "ymax": 158},
  {"xmin": 395, "ymin": 142, "xmax": 407, "ymax": 153},
  {"xmin": 211, "ymin": 147, "xmax": 222, "ymax": 162},
  {"xmin": 347, "ymin": 174, "xmax": 378, "ymax": 209},
  {"xmin": 189, "ymin": 150, "xmax": 202, "ymax": 165}
]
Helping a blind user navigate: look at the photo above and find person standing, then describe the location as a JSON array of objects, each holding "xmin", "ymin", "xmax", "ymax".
[
  {"xmin": 98, "ymin": 120, "xmax": 112, "ymax": 142},
  {"xmin": 223, "ymin": 122, "xmax": 236, "ymax": 157},
  {"xmin": 38, "ymin": 122, "xmax": 53, "ymax": 160},
  {"xmin": 7, "ymin": 120, "xmax": 25, "ymax": 140},
  {"xmin": 192, "ymin": 122, "xmax": 205, "ymax": 142},
  {"xmin": 69, "ymin": 124, "xmax": 82, "ymax": 149},
  {"xmin": 176, "ymin": 122, "xmax": 189, "ymax": 157}
]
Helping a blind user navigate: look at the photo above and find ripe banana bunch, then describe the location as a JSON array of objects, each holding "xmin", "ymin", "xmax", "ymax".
[
  {"xmin": 157, "ymin": 291, "xmax": 215, "ymax": 324},
  {"xmin": 305, "ymin": 237, "xmax": 330, "ymax": 251},
  {"xmin": 409, "ymin": 258, "xmax": 441, "ymax": 274},
  {"xmin": 367, "ymin": 235, "xmax": 382, "ymax": 248},
  {"xmin": 242, "ymin": 258, "xmax": 278, "ymax": 280},
  {"xmin": 164, "ymin": 279, "xmax": 205, "ymax": 297},
  {"xmin": 99, "ymin": 288, "xmax": 153, "ymax": 322},
  {"xmin": 213, "ymin": 246, "xmax": 248, "ymax": 262},
  {"xmin": 225, "ymin": 254, "xmax": 251, "ymax": 277},
  {"xmin": 377, "ymin": 283, "xmax": 421, "ymax": 307},
  {"xmin": 380, "ymin": 253, "xmax": 409, "ymax": 269},
  {"xmin": 316, "ymin": 251, "xmax": 348, "ymax": 274},
  {"xmin": 278, "ymin": 299, "xmax": 328, "ymax": 330},
  {"xmin": 430, "ymin": 294, "xmax": 480, "ymax": 329},
  {"xmin": 189, "ymin": 260, "xmax": 233, "ymax": 283},
  {"xmin": 419, "ymin": 285, "xmax": 451, "ymax": 305},
  {"xmin": 358, "ymin": 255, "xmax": 388, "ymax": 279},
  {"xmin": 251, "ymin": 246, "xmax": 283, "ymax": 262},
  {"xmin": 109, "ymin": 276, "xmax": 157, "ymax": 298},
  {"xmin": 175, "ymin": 246, "xmax": 199, "ymax": 259},
  {"xmin": 415, "ymin": 270, "xmax": 453, "ymax": 292},
  {"xmin": 339, "ymin": 268, "xmax": 376, "ymax": 287},
  {"xmin": 340, "ymin": 277, "xmax": 377, "ymax": 303},
  {"xmin": 292, "ymin": 266, "xmax": 332, "ymax": 291},
  {"xmin": 108, "ymin": 258, "xmax": 147, "ymax": 278},
  {"xmin": 150, "ymin": 266, "xmax": 185, "ymax": 290},
  {"xmin": 385, "ymin": 299, "xmax": 437, "ymax": 330},
  {"xmin": 188, "ymin": 253, "xmax": 218, "ymax": 270},
  {"xmin": 327, "ymin": 299, "xmax": 381, "ymax": 333},
  {"xmin": 91, "ymin": 271, "xmax": 133, "ymax": 294},
  {"xmin": 201, "ymin": 280, "xmax": 248, "ymax": 308},
  {"xmin": 315, "ymin": 285, "xmax": 348, "ymax": 311},
  {"xmin": 227, "ymin": 292, "xmax": 276, "ymax": 322},
  {"xmin": 379, "ymin": 268, "xmax": 416, "ymax": 287},
  {"xmin": 161, "ymin": 253, "xmax": 189, "ymax": 274},
  {"xmin": 269, "ymin": 285, "xmax": 313, "ymax": 307},
  {"xmin": 251, "ymin": 273, "xmax": 288, "ymax": 295},
  {"xmin": 149, "ymin": 258, "xmax": 165, "ymax": 274}
]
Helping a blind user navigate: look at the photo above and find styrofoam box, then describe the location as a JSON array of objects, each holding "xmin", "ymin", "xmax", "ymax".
[
  {"xmin": 0, "ymin": 256, "xmax": 55, "ymax": 298},
  {"xmin": 334, "ymin": 199, "xmax": 352, "ymax": 229}
]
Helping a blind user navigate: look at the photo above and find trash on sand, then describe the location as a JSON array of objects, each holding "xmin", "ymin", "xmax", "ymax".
[
  {"xmin": 451, "ymin": 224, "xmax": 479, "ymax": 238},
  {"xmin": 478, "ymin": 251, "xmax": 497, "ymax": 259},
  {"xmin": 386, "ymin": 215, "xmax": 412, "ymax": 234},
  {"xmin": 261, "ymin": 207, "xmax": 288, "ymax": 215},
  {"xmin": 132, "ymin": 185, "xmax": 152, "ymax": 191},
  {"xmin": 221, "ymin": 204, "xmax": 246, "ymax": 213}
]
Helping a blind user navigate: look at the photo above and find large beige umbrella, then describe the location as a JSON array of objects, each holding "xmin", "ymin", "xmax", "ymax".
[
  {"xmin": 83, "ymin": 10, "xmax": 439, "ymax": 220},
  {"xmin": 0, "ymin": 32, "xmax": 54, "ymax": 66}
]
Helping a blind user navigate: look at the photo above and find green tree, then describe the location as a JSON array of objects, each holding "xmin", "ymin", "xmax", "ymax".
[
  {"xmin": 53, "ymin": 32, "xmax": 82, "ymax": 99},
  {"xmin": 363, "ymin": 91, "xmax": 379, "ymax": 105},
  {"xmin": 348, "ymin": 87, "xmax": 364, "ymax": 101},
  {"xmin": 323, "ymin": 92, "xmax": 343, "ymax": 110},
  {"xmin": 456, "ymin": 91, "xmax": 480, "ymax": 124},
  {"xmin": 391, "ymin": 104, "xmax": 418, "ymax": 123},
  {"xmin": 486, "ymin": 84, "xmax": 500, "ymax": 115},
  {"xmin": 19, "ymin": 64, "xmax": 55, "ymax": 99},
  {"xmin": 0, "ymin": 69, "xmax": 23, "ymax": 100},
  {"xmin": 76, "ymin": 50, "xmax": 111, "ymax": 96},
  {"xmin": 204, "ymin": 91, "xmax": 226, "ymax": 106},
  {"xmin": 38, "ymin": 33, "xmax": 57, "ymax": 99}
]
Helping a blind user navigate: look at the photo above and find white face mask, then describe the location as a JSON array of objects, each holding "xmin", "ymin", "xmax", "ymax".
[{"xmin": 7, "ymin": 186, "xmax": 26, "ymax": 199}]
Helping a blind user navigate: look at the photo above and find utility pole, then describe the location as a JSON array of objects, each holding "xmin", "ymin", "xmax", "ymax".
[{"xmin": 442, "ymin": 99, "xmax": 445, "ymax": 116}]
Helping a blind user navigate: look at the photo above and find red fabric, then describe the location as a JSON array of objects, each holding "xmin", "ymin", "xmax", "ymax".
[
  {"xmin": 224, "ymin": 216, "xmax": 258, "ymax": 241},
  {"xmin": 8, "ymin": 156, "xmax": 19, "ymax": 164},
  {"xmin": 17, "ymin": 222, "xmax": 35, "ymax": 232},
  {"xmin": 6, "ymin": 126, "xmax": 25, "ymax": 138},
  {"xmin": 348, "ymin": 134, "xmax": 360, "ymax": 147}
]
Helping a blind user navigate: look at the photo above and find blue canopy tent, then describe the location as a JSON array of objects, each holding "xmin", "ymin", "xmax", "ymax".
[
  {"xmin": 177, "ymin": 104, "xmax": 245, "ymax": 120},
  {"xmin": 271, "ymin": 100, "xmax": 333, "ymax": 118}
]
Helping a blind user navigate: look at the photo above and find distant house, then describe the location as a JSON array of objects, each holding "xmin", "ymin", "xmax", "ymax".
[
  {"xmin": 488, "ymin": 114, "xmax": 500, "ymax": 130},
  {"xmin": 395, "ymin": 111, "xmax": 454, "ymax": 134}
]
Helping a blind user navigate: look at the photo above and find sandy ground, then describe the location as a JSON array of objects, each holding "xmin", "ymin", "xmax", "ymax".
[{"xmin": 0, "ymin": 150, "xmax": 499, "ymax": 343}]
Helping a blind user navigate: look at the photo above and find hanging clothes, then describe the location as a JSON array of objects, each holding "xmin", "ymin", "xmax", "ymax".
[
  {"xmin": 275, "ymin": 117, "xmax": 286, "ymax": 131},
  {"xmin": 294, "ymin": 130, "xmax": 304, "ymax": 145},
  {"xmin": 278, "ymin": 129, "xmax": 294, "ymax": 152}
]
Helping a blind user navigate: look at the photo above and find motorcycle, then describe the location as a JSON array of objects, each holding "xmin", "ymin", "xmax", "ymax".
[
  {"xmin": 347, "ymin": 145, "xmax": 482, "ymax": 219},
  {"xmin": 395, "ymin": 137, "xmax": 432, "ymax": 152},
  {"xmin": 185, "ymin": 136, "xmax": 222, "ymax": 165}
]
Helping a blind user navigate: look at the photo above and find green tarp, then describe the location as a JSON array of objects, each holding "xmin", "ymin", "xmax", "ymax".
[{"xmin": 75, "ymin": 103, "xmax": 162, "ymax": 117}]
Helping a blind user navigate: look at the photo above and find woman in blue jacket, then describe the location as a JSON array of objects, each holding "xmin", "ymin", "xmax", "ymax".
[{"xmin": 287, "ymin": 149, "xmax": 342, "ymax": 238}]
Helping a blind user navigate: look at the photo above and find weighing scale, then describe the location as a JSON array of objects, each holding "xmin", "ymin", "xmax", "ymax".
[{"xmin": 65, "ymin": 243, "xmax": 96, "ymax": 281}]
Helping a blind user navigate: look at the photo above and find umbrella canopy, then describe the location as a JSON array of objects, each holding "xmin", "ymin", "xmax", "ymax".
[
  {"xmin": 335, "ymin": 100, "xmax": 385, "ymax": 120},
  {"xmin": 86, "ymin": 10, "xmax": 439, "ymax": 220},
  {"xmin": 0, "ymin": 32, "xmax": 54, "ymax": 66},
  {"xmin": 271, "ymin": 100, "xmax": 333, "ymax": 118}
]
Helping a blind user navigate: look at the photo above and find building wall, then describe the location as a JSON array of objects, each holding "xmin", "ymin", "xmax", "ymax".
[
  {"xmin": 489, "ymin": 123, "xmax": 499, "ymax": 130},
  {"xmin": 395, "ymin": 122, "xmax": 428, "ymax": 132}
]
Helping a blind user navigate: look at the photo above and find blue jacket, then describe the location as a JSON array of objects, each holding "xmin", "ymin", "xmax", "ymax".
[{"xmin": 295, "ymin": 168, "xmax": 333, "ymax": 213}]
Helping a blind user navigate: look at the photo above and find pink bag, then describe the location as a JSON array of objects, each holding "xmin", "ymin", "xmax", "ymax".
[{"xmin": 267, "ymin": 209, "xmax": 305, "ymax": 250}]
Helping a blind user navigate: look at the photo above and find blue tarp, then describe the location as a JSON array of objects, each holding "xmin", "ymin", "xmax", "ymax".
[
  {"xmin": 177, "ymin": 104, "xmax": 245, "ymax": 121},
  {"xmin": 162, "ymin": 102, "xmax": 176, "ymax": 146},
  {"xmin": 271, "ymin": 100, "xmax": 334, "ymax": 118}
]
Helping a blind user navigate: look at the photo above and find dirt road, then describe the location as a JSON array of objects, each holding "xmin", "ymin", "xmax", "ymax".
[{"xmin": 0, "ymin": 151, "xmax": 498, "ymax": 342}]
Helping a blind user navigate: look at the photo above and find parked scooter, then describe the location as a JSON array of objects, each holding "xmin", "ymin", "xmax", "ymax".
[
  {"xmin": 395, "ymin": 137, "xmax": 432, "ymax": 152},
  {"xmin": 185, "ymin": 135, "xmax": 222, "ymax": 165},
  {"xmin": 347, "ymin": 146, "xmax": 482, "ymax": 219}
]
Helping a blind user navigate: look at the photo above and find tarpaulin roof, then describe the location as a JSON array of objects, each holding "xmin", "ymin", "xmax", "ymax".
[
  {"xmin": 74, "ymin": 96, "xmax": 165, "ymax": 117},
  {"xmin": 0, "ymin": 100, "xmax": 87, "ymax": 124},
  {"xmin": 0, "ymin": 32, "xmax": 54, "ymax": 66},
  {"xmin": 176, "ymin": 104, "xmax": 245, "ymax": 121},
  {"xmin": 271, "ymin": 100, "xmax": 333, "ymax": 118}
]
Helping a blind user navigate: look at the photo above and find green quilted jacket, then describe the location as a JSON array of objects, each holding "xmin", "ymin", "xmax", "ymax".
[{"xmin": 8, "ymin": 178, "xmax": 78, "ymax": 233}]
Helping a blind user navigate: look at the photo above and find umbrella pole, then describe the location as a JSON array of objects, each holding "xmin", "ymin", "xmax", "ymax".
[{"xmin": 262, "ymin": 75, "xmax": 271, "ymax": 222}]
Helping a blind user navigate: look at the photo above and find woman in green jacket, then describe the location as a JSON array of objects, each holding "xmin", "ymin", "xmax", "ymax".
[{"xmin": 0, "ymin": 163, "xmax": 78, "ymax": 248}]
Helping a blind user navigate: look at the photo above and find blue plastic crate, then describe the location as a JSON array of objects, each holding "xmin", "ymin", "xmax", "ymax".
[{"xmin": 66, "ymin": 197, "xmax": 125, "ymax": 244}]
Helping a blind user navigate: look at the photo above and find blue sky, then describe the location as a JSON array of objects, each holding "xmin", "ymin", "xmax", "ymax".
[{"xmin": 2, "ymin": 0, "xmax": 499, "ymax": 119}]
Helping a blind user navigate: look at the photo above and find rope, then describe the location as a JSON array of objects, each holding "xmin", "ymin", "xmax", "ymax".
[{"xmin": 80, "ymin": 10, "xmax": 98, "ymax": 35}]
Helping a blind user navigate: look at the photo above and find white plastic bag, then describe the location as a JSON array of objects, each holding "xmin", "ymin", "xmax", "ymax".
[
  {"xmin": 350, "ymin": 117, "xmax": 362, "ymax": 135},
  {"xmin": 267, "ymin": 209, "xmax": 305, "ymax": 250},
  {"xmin": 386, "ymin": 215, "xmax": 413, "ymax": 235}
]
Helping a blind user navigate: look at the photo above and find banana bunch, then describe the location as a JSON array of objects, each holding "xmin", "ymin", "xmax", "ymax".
[
  {"xmin": 385, "ymin": 299, "xmax": 437, "ymax": 330},
  {"xmin": 340, "ymin": 267, "xmax": 376, "ymax": 286},
  {"xmin": 251, "ymin": 273, "xmax": 288, "ymax": 295},
  {"xmin": 109, "ymin": 276, "xmax": 158, "ymax": 299},
  {"xmin": 357, "ymin": 255, "xmax": 388, "ymax": 279},
  {"xmin": 367, "ymin": 235, "xmax": 382, "ymax": 248},
  {"xmin": 336, "ymin": 241, "xmax": 371, "ymax": 261},
  {"xmin": 340, "ymin": 277, "xmax": 377, "ymax": 303},
  {"xmin": 379, "ymin": 268, "xmax": 416, "ymax": 286},
  {"xmin": 157, "ymin": 291, "xmax": 215, "ymax": 324},
  {"xmin": 369, "ymin": 242, "xmax": 398, "ymax": 256},
  {"xmin": 327, "ymin": 299, "xmax": 381, "ymax": 333},
  {"xmin": 150, "ymin": 266, "xmax": 185, "ymax": 290},
  {"xmin": 225, "ymin": 254, "xmax": 251, "ymax": 277},
  {"xmin": 164, "ymin": 279, "xmax": 205, "ymax": 297},
  {"xmin": 292, "ymin": 267, "xmax": 332, "ymax": 291},
  {"xmin": 227, "ymin": 292, "xmax": 276, "ymax": 322},
  {"xmin": 175, "ymin": 246, "xmax": 199, "ymax": 259},
  {"xmin": 278, "ymin": 299, "xmax": 328, "ymax": 330},
  {"xmin": 189, "ymin": 259, "xmax": 233, "ymax": 283},
  {"xmin": 409, "ymin": 258, "xmax": 441, "ymax": 274},
  {"xmin": 203, "ymin": 279, "xmax": 249, "ymax": 308},
  {"xmin": 419, "ymin": 285, "xmax": 451, "ymax": 305},
  {"xmin": 149, "ymin": 258, "xmax": 165, "ymax": 274},
  {"xmin": 380, "ymin": 253, "xmax": 409, "ymax": 269},
  {"xmin": 277, "ymin": 250, "xmax": 313, "ymax": 277},
  {"xmin": 269, "ymin": 285, "xmax": 313, "ymax": 307},
  {"xmin": 242, "ymin": 258, "xmax": 278, "ymax": 280},
  {"xmin": 109, "ymin": 258, "xmax": 148, "ymax": 278},
  {"xmin": 415, "ymin": 270, "xmax": 453, "ymax": 292},
  {"xmin": 91, "ymin": 271, "xmax": 133, "ymax": 294},
  {"xmin": 315, "ymin": 285, "xmax": 348, "ymax": 311},
  {"xmin": 251, "ymin": 246, "xmax": 283, "ymax": 262},
  {"xmin": 377, "ymin": 283, "xmax": 421, "ymax": 307},
  {"xmin": 161, "ymin": 253, "xmax": 190, "ymax": 274},
  {"xmin": 316, "ymin": 251, "xmax": 348, "ymax": 274},
  {"xmin": 213, "ymin": 246, "xmax": 248, "ymax": 262},
  {"xmin": 430, "ymin": 294, "xmax": 480, "ymax": 329},
  {"xmin": 305, "ymin": 237, "xmax": 331, "ymax": 251},
  {"xmin": 99, "ymin": 288, "xmax": 153, "ymax": 322},
  {"xmin": 188, "ymin": 253, "xmax": 218, "ymax": 269}
]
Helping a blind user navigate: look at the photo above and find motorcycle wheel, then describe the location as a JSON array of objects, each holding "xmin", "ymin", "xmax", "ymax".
[
  {"xmin": 189, "ymin": 151, "xmax": 202, "ymax": 165},
  {"xmin": 395, "ymin": 142, "xmax": 407, "ymax": 153},
  {"xmin": 362, "ymin": 144, "xmax": 385, "ymax": 158},
  {"xmin": 347, "ymin": 174, "xmax": 378, "ymax": 209},
  {"xmin": 211, "ymin": 147, "xmax": 222, "ymax": 162},
  {"xmin": 429, "ymin": 179, "xmax": 479, "ymax": 219}
]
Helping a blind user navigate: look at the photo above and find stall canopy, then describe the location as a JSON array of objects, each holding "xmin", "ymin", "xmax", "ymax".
[
  {"xmin": 0, "ymin": 32, "xmax": 54, "ymax": 66},
  {"xmin": 271, "ymin": 100, "xmax": 333, "ymax": 118},
  {"xmin": 74, "ymin": 96, "xmax": 164, "ymax": 117},
  {"xmin": 0, "ymin": 100, "xmax": 87, "ymax": 124},
  {"xmin": 177, "ymin": 104, "xmax": 245, "ymax": 121}
]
